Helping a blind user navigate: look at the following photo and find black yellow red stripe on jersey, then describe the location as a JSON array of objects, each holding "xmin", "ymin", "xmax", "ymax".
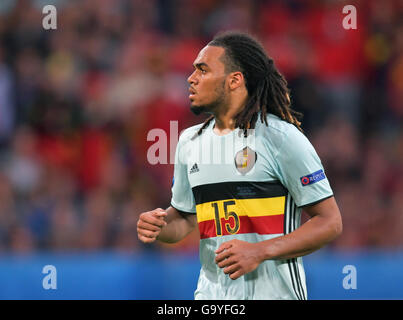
[{"xmin": 192, "ymin": 181, "xmax": 287, "ymax": 239}]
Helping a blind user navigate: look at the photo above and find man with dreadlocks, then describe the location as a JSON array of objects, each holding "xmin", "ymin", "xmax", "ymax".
[{"xmin": 137, "ymin": 31, "xmax": 342, "ymax": 300}]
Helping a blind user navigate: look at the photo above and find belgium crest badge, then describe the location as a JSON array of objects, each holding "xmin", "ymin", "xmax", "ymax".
[{"xmin": 234, "ymin": 146, "xmax": 257, "ymax": 175}]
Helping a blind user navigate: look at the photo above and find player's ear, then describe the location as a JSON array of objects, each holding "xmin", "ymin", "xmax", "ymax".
[{"xmin": 228, "ymin": 71, "xmax": 244, "ymax": 90}]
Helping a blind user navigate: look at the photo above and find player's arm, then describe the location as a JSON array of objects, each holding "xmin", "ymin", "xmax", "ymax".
[
  {"xmin": 259, "ymin": 195, "xmax": 342, "ymax": 259},
  {"xmin": 137, "ymin": 206, "xmax": 197, "ymax": 244},
  {"xmin": 215, "ymin": 196, "xmax": 342, "ymax": 280},
  {"xmin": 157, "ymin": 206, "xmax": 197, "ymax": 243}
]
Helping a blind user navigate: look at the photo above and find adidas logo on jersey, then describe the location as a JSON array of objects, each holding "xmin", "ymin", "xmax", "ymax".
[{"xmin": 189, "ymin": 163, "xmax": 200, "ymax": 174}]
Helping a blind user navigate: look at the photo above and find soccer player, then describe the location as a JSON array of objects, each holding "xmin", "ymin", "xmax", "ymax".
[{"xmin": 137, "ymin": 32, "xmax": 342, "ymax": 300}]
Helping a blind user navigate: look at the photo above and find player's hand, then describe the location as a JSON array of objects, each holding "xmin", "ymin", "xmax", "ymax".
[
  {"xmin": 137, "ymin": 208, "xmax": 168, "ymax": 243},
  {"xmin": 215, "ymin": 239, "xmax": 264, "ymax": 280}
]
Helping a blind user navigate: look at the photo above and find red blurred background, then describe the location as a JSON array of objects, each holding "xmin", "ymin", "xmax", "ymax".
[{"xmin": 0, "ymin": 0, "xmax": 402, "ymax": 256}]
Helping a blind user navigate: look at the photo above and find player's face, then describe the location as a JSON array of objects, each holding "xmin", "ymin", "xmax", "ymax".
[{"xmin": 187, "ymin": 45, "xmax": 228, "ymax": 115}]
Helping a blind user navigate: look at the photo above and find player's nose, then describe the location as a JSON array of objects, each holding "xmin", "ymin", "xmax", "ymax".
[{"xmin": 187, "ymin": 71, "xmax": 198, "ymax": 85}]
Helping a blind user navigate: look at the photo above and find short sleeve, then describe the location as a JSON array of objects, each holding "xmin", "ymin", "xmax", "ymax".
[
  {"xmin": 170, "ymin": 135, "xmax": 196, "ymax": 214},
  {"xmin": 274, "ymin": 126, "xmax": 333, "ymax": 207}
]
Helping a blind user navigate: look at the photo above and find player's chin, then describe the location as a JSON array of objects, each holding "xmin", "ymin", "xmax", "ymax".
[{"xmin": 190, "ymin": 104, "xmax": 205, "ymax": 116}]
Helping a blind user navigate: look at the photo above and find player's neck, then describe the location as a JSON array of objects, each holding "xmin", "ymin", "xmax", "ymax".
[
  {"xmin": 213, "ymin": 94, "xmax": 247, "ymax": 135},
  {"xmin": 213, "ymin": 115, "xmax": 236, "ymax": 135}
]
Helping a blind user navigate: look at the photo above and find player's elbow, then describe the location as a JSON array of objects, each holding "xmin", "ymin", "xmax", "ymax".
[{"xmin": 327, "ymin": 214, "xmax": 343, "ymax": 241}]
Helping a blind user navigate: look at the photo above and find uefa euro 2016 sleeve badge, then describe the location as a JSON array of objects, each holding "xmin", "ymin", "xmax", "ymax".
[{"xmin": 234, "ymin": 146, "xmax": 257, "ymax": 175}]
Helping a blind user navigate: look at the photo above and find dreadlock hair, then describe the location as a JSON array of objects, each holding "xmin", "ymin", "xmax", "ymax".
[{"xmin": 195, "ymin": 31, "xmax": 303, "ymax": 138}]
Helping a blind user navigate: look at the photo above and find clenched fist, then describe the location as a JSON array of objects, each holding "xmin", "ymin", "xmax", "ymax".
[{"xmin": 137, "ymin": 208, "xmax": 167, "ymax": 243}]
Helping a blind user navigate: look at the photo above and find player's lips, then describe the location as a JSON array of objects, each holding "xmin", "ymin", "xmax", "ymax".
[{"xmin": 189, "ymin": 87, "xmax": 196, "ymax": 99}]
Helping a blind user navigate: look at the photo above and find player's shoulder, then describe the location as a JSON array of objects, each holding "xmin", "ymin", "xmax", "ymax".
[
  {"xmin": 258, "ymin": 113, "xmax": 303, "ymax": 142},
  {"xmin": 262, "ymin": 114, "xmax": 316, "ymax": 159},
  {"xmin": 262, "ymin": 113, "xmax": 297, "ymax": 133}
]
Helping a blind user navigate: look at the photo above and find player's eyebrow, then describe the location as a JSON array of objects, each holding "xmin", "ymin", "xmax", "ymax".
[{"xmin": 193, "ymin": 62, "xmax": 209, "ymax": 70}]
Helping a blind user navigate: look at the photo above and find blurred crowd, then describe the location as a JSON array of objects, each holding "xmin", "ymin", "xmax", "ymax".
[{"xmin": 0, "ymin": 0, "xmax": 401, "ymax": 254}]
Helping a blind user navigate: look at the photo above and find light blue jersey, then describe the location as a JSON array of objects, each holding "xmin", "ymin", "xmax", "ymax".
[{"xmin": 171, "ymin": 113, "xmax": 333, "ymax": 300}]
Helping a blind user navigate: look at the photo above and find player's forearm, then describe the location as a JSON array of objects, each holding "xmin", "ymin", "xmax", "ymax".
[
  {"xmin": 259, "ymin": 214, "xmax": 342, "ymax": 261},
  {"xmin": 156, "ymin": 206, "xmax": 196, "ymax": 243}
]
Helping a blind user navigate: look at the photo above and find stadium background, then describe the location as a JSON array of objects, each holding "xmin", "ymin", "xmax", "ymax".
[{"xmin": 0, "ymin": 0, "xmax": 402, "ymax": 299}]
